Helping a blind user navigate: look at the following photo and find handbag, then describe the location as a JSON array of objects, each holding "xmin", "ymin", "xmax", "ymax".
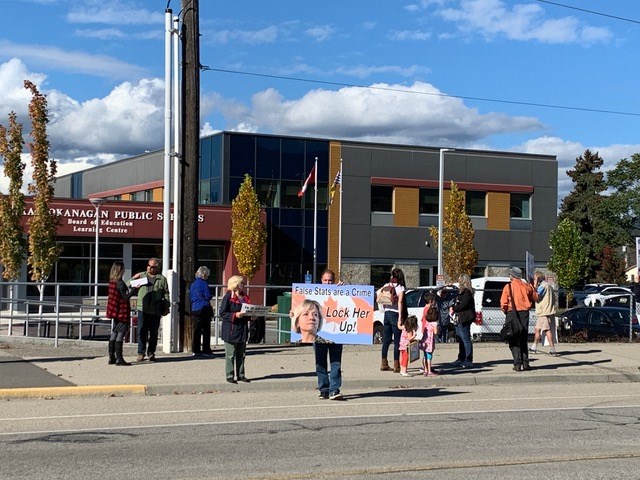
[
  {"xmin": 450, "ymin": 312, "xmax": 459, "ymax": 326},
  {"xmin": 407, "ymin": 340, "xmax": 420, "ymax": 363},
  {"xmin": 499, "ymin": 284, "xmax": 521, "ymax": 342}
]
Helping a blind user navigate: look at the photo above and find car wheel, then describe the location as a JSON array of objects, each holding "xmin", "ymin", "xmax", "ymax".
[{"xmin": 373, "ymin": 324, "xmax": 384, "ymax": 345}]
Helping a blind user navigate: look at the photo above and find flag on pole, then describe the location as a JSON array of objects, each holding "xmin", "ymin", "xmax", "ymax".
[
  {"xmin": 329, "ymin": 167, "xmax": 342, "ymax": 205},
  {"xmin": 298, "ymin": 165, "xmax": 316, "ymax": 197}
]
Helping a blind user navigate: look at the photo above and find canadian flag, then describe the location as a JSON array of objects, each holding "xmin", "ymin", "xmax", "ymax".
[{"xmin": 297, "ymin": 165, "xmax": 316, "ymax": 197}]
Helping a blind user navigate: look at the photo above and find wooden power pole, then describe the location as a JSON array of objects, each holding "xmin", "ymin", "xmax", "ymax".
[{"xmin": 180, "ymin": 0, "xmax": 200, "ymax": 351}]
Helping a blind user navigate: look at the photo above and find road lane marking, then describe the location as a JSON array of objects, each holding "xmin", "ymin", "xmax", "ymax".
[
  {"xmin": 0, "ymin": 392, "xmax": 638, "ymax": 422},
  {"xmin": 1, "ymin": 403, "xmax": 640, "ymax": 437}
]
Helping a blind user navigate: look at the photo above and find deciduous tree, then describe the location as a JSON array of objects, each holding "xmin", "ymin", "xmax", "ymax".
[
  {"xmin": 548, "ymin": 219, "xmax": 589, "ymax": 305},
  {"xmin": 429, "ymin": 181, "xmax": 478, "ymax": 282},
  {"xmin": 0, "ymin": 111, "xmax": 27, "ymax": 281},
  {"xmin": 595, "ymin": 245, "xmax": 626, "ymax": 285},
  {"xmin": 24, "ymin": 80, "xmax": 62, "ymax": 284},
  {"xmin": 231, "ymin": 174, "xmax": 266, "ymax": 281}
]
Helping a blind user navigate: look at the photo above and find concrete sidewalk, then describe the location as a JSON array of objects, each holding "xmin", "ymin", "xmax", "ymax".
[{"xmin": 1, "ymin": 336, "xmax": 639, "ymax": 399}]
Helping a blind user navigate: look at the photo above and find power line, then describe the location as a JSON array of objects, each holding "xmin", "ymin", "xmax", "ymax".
[
  {"xmin": 536, "ymin": 0, "xmax": 640, "ymax": 25},
  {"xmin": 202, "ymin": 67, "xmax": 640, "ymax": 118}
]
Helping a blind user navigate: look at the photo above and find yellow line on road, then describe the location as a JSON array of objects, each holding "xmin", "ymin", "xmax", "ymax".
[{"xmin": 0, "ymin": 385, "xmax": 147, "ymax": 399}]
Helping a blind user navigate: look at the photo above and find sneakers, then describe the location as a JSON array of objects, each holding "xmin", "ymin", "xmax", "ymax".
[
  {"xmin": 226, "ymin": 378, "xmax": 237, "ymax": 384},
  {"xmin": 318, "ymin": 392, "xmax": 329, "ymax": 399},
  {"xmin": 136, "ymin": 354, "xmax": 145, "ymax": 362},
  {"xmin": 329, "ymin": 391, "xmax": 344, "ymax": 400},
  {"xmin": 529, "ymin": 347, "xmax": 538, "ymax": 354},
  {"xmin": 237, "ymin": 377, "xmax": 251, "ymax": 383},
  {"xmin": 148, "ymin": 354, "xmax": 156, "ymax": 362},
  {"xmin": 400, "ymin": 372, "xmax": 412, "ymax": 377},
  {"xmin": 549, "ymin": 350, "xmax": 559, "ymax": 356},
  {"xmin": 452, "ymin": 360, "xmax": 463, "ymax": 366},
  {"xmin": 461, "ymin": 361, "xmax": 474, "ymax": 369}
]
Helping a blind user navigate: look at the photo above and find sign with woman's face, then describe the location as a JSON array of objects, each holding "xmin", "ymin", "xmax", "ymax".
[{"xmin": 290, "ymin": 283, "xmax": 374, "ymax": 345}]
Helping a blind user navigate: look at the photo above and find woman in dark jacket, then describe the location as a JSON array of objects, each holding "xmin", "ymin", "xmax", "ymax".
[
  {"xmin": 106, "ymin": 261, "xmax": 137, "ymax": 366},
  {"xmin": 219, "ymin": 275, "xmax": 252, "ymax": 383},
  {"xmin": 450, "ymin": 273, "xmax": 475, "ymax": 368}
]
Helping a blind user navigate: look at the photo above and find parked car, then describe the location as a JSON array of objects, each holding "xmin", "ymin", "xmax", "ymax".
[
  {"xmin": 572, "ymin": 284, "xmax": 617, "ymax": 306},
  {"xmin": 583, "ymin": 286, "xmax": 632, "ymax": 307},
  {"xmin": 372, "ymin": 286, "xmax": 453, "ymax": 344},
  {"xmin": 470, "ymin": 276, "xmax": 522, "ymax": 340},
  {"xmin": 558, "ymin": 306, "xmax": 639, "ymax": 340}
]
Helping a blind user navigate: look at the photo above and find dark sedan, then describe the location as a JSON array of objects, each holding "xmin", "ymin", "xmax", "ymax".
[{"xmin": 559, "ymin": 306, "xmax": 639, "ymax": 340}]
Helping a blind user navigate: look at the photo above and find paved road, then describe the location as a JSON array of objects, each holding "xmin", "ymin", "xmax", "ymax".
[{"xmin": 2, "ymin": 382, "xmax": 640, "ymax": 479}]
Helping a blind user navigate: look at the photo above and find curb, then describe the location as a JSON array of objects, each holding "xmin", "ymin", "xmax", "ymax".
[{"xmin": 0, "ymin": 384, "xmax": 147, "ymax": 399}]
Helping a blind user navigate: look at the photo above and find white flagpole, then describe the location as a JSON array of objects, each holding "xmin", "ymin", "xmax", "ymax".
[
  {"xmin": 338, "ymin": 159, "xmax": 343, "ymax": 279},
  {"xmin": 313, "ymin": 157, "xmax": 318, "ymax": 282}
]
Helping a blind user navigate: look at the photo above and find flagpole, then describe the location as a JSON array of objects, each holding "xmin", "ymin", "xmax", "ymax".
[
  {"xmin": 338, "ymin": 159, "xmax": 343, "ymax": 279},
  {"xmin": 313, "ymin": 157, "xmax": 318, "ymax": 282}
]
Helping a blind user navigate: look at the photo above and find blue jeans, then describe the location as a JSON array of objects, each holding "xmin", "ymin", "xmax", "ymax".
[
  {"xmin": 455, "ymin": 322, "xmax": 473, "ymax": 363},
  {"xmin": 138, "ymin": 311, "xmax": 160, "ymax": 356},
  {"xmin": 381, "ymin": 310, "xmax": 401, "ymax": 361},
  {"xmin": 315, "ymin": 343, "xmax": 343, "ymax": 395}
]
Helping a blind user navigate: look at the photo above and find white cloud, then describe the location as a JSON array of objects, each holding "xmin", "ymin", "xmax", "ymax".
[
  {"xmin": 388, "ymin": 30, "xmax": 432, "ymax": 41},
  {"xmin": 49, "ymin": 78, "xmax": 165, "ymax": 157},
  {"xmin": 208, "ymin": 26, "xmax": 279, "ymax": 45},
  {"xmin": 516, "ymin": 136, "xmax": 640, "ymax": 201},
  {"xmin": 306, "ymin": 25, "xmax": 336, "ymax": 42},
  {"xmin": 0, "ymin": 60, "xmax": 164, "ymax": 160},
  {"xmin": 336, "ymin": 64, "xmax": 431, "ymax": 79},
  {"xmin": 0, "ymin": 42, "xmax": 147, "ymax": 80},
  {"xmin": 66, "ymin": 1, "xmax": 164, "ymax": 26},
  {"xmin": 438, "ymin": 0, "xmax": 612, "ymax": 45},
  {"xmin": 224, "ymin": 81, "xmax": 542, "ymax": 146}
]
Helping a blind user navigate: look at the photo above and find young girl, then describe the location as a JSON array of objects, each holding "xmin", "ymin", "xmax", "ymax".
[
  {"xmin": 420, "ymin": 293, "xmax": 440, "ymax": 377},
  {"xmin": 398, "ymin": 315, "xmax": 418, "ymax": 377}
]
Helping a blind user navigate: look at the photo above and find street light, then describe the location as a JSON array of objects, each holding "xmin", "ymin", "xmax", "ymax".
[
  {"xmin": 90, "ymin": 198, "xmax": 107, "ymax": 315},
  {"xmin": 438, "ymin": 148, "xmax": 454, "ymax": 280}
]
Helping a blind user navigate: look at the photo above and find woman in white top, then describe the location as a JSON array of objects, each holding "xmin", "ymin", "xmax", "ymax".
[{"xmin": 379, "ymin": 267, "xmax": 407, "ymax": 373}]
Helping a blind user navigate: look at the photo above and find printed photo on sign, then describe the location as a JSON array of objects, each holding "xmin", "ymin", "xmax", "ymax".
[{"xmin": 290, "ymin": 283, "xmax": 374, "ymax": 345}]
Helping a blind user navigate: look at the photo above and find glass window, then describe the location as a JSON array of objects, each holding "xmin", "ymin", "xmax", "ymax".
[
  {"xmin": 256, "ymin": 179, "xmax": 280, "ymax": 208},
  {"xmin": 256, "ymin": 136, "xmax": 281, "ymax": 179},
  {"xmin": 280, "ymin": 180, "xmax": 302, "ymax": 209},
  {"xmin": 371, "ymin": 186, "xmax": 393, "ymax": 213},
  {"xmin": 200, "ymin": 136, "xmax": 212, "ymax": 179},
  {"xmin": 419, "ymin": 188, "xmax": 438, "ymax": 214},
  {"xmin": 510, "ymin": 193, "xmax": 530, "ymax": 219},
  {"xmin": 229, "ymin": 135, "xmax": 255, "ymax": 177},
  {"xmin": 371, "ymin": 264, "xmax": 393, "ymax": 289},
  {"xmin": 281, "ymin": 138, "xmax": 304, "ymax": 180},
  {"xmin": 303, "ymin": 183, "xmax": 328, "ymax": 210},
  {"xmin": 197, "ymin": 245, "xmax": 225, "ymax": 285},
  {"xmin": 465, "ymin": 191, "xmax": 486, "ymax": 217}
]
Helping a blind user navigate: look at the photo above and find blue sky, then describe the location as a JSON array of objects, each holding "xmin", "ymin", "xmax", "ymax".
[{"xmin": 1, "ymin": 0, "xmax": 639, "ymax": 201}]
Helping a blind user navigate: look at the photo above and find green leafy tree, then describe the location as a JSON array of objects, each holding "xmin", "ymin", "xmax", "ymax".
[
  {"xmin": 429, "ymin": 181, "xmax": 478, "ymax": 282},
  {"xmin": 231, "ymin": 174, "xmax": 267, "ymax": 281},
  {"xmin": 24, "ymin": 80, "xmax": 62, "ymax": 284},
  {"xmin": 0, "ymin": 111, "xmax": 27, "ymax": 281},
  {"xmin": 595, "ymin": 245, "xmax": 626, "ymax": 284},
  {"xmin": 548, "ymin": 219, "xmax": 589, "ymax": 306}
]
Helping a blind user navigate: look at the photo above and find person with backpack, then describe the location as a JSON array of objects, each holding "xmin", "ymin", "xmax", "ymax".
[{"xmin": 378, "ymin": 267, "xmax": 407, "ymax": 373}]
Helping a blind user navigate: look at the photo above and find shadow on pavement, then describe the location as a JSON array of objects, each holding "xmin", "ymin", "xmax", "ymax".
[{"xmin": 344, "ymin": 387, "xmax": 462, "ymax": 400}]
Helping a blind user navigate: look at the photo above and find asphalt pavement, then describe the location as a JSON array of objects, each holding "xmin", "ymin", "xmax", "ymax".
[{"xmin": 1, "ymin": 335, "xmax": 639, "ymax": 399}]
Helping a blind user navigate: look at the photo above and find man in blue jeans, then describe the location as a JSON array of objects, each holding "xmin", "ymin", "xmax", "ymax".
[{"xmin": 315, "ymin": 269, "xmax": 344, "ymax": 400}]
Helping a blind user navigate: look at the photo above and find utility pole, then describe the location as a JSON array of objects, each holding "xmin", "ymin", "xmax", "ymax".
[{"xmin": 179, "ymin": 0, "xmax": 200, "ymax": 351}]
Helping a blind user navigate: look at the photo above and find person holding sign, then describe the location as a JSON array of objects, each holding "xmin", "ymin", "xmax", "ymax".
[
  {"xmin": 315, "ymin": 269, "xmax": 344, "ymax": 400},
  {"xmin": 219, "ymin": 275, "xmax": 253, "ymax": 383}
]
